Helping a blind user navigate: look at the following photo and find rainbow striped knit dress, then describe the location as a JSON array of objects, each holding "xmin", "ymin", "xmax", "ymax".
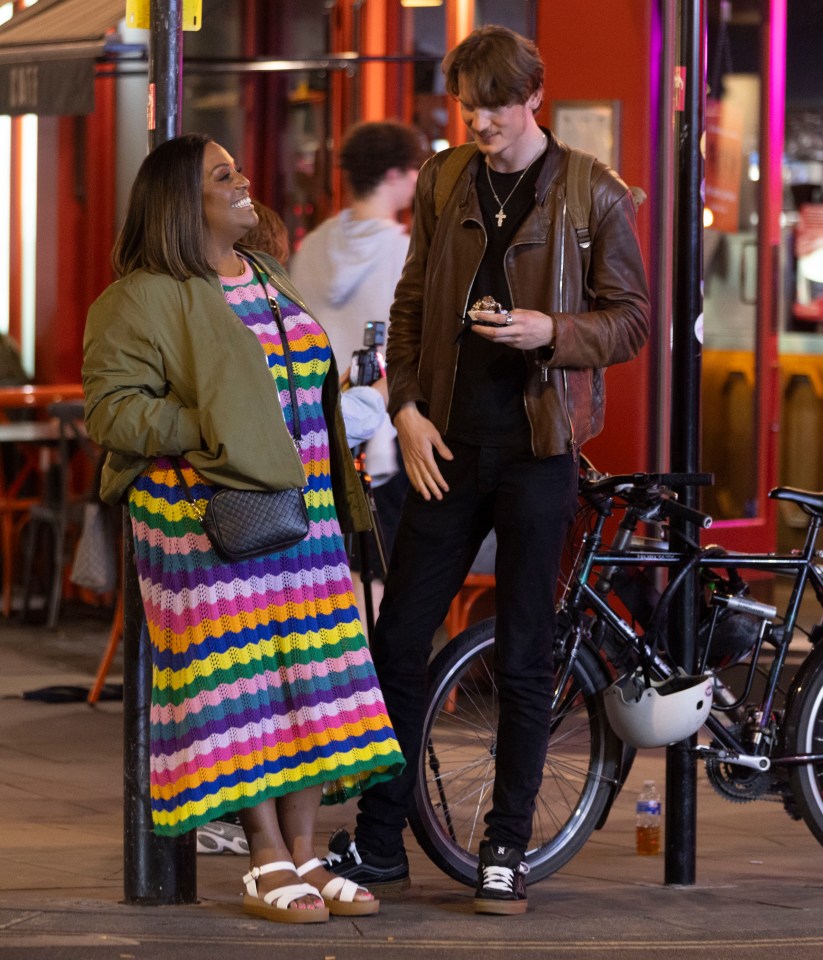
[{"xmin": 128, "ymin": 258, "xmax": 404, "ymax": 836}]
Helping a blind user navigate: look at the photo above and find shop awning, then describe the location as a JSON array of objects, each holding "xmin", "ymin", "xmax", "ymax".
[{"xmin": 0, "ymin": 0, "xmax": 127, "ymax": 115}]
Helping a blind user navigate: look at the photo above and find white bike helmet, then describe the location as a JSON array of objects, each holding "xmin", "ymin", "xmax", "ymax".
[{"xmin": 603, "ymin": 670, "xmax": 714, "ymax": 748}]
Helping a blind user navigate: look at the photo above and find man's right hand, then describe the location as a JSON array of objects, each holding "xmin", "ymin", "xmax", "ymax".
[{"xmin": 394, "ymin": 402, "xmax": 453, "ymax": 501}]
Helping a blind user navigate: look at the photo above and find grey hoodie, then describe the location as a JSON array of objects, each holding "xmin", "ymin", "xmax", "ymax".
[
  {"xmin": 291, "ymin": 208, "xmax": 410, "ymax": 366},
  {"xmin": 290, "ymin": 209, "xmax": 410, "ymax": 484}
]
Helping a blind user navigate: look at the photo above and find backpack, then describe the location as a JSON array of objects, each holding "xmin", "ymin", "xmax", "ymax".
[{"xmin": 432, "ymin": 142, "xmax": 596, "ymax": 284}]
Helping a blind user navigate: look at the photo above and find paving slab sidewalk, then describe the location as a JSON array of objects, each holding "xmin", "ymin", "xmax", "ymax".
[{"xmin": 2, "ymin": 618, "xmax": 823, "ymax": 959}]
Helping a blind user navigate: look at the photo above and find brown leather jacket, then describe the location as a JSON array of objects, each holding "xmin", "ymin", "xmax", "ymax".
[{"xmin": 386, "ymin": 131, "xmax": 650, "ymax": 458}]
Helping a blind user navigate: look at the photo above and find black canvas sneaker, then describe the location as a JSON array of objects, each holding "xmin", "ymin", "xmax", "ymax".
[
  {"xmin": 473, "ymin": 840, "xmax": 529, "ymax": 915},
  {"xmin": 321, "ymin": 827, "xmax": 410, "ymax": 892}
]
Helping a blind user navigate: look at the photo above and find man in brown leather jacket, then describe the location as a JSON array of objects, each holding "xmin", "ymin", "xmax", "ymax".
[{"xmin": 324, "ymin": 25, "xmax": 650, "ymax": 914}]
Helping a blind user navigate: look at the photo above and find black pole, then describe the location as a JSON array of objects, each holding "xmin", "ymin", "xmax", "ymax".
[
  {"xmin": 148, "ymin": 0, "xmax": 183, "ymax": 151},
  {"xmin": 665, "ymin": 0, "xmax": 706, "ymax": 887},
  {"xmin": 123, "ymin": 516, "xmax": 197, "ymax": 904},
  {"xmin": 123, "ymin": 0, "xmax": 195, "ymax": 905}
]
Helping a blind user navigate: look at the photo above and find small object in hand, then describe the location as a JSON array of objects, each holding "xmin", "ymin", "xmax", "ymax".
[
  {"xmin": 472, "ymin": 295, "xmax": 502, "ymax": 313},
  {"xmin": 468, "ymin": 295, "xmax": 511, "ymax": 328}
]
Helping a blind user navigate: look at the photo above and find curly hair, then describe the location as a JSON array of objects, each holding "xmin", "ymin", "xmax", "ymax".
[
  {"xmin": 240, "ymin": 200, "xmax": 291, "ymax": 264},
  {"xmin": 340, "ymin": 121, "xmax": 424, "ymax": 198}
]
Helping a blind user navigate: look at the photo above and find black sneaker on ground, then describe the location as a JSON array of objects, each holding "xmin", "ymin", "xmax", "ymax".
[
  {"xmin": 473, "ymin": 840, "xmax": 529, "ymax": 915},
  {"xmin": 321, "ymin": 827, "xmax": 410, "ymax": 893}
]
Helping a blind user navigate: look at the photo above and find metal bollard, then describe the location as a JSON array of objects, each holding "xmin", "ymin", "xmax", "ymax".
[{"xmin": 122, "ymin": 510, "xmax": 197, "ymax": 904}]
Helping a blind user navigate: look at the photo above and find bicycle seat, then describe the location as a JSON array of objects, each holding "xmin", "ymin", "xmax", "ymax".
[{"xmin": 769, "ymin": 486, "xmax": 823, "ymax": 517}]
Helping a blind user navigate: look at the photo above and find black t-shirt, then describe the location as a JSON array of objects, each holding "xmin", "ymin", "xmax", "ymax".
[{"xmin": 446, "ymin": 154, "xmax": 545, "ymax": 447}]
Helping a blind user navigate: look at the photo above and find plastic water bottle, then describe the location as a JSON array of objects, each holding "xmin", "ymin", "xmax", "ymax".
[{"xmin": 635, "ymin": 780, "xmax": 662, "ymax": 855}]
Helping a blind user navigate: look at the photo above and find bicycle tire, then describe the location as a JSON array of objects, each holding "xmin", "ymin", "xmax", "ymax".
[
  {"xmin": 784, "ymin": 641, "xmax": 823, "ymax": 845},
  {"xmin": 409, "ymin": 617, "xmax": 622, "ymax": 887}
]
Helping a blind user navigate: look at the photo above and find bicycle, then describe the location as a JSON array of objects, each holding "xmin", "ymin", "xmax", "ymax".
[{"xmin": 409, "ymin": 455, "xmax": 823, "ymax": 887}]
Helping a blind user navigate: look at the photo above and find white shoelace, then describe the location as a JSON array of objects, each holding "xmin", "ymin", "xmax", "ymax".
[
  {"xmin": 480, "ymin": 861, "xmax": 530, "ymax": 893},
  {"xmin": 325, "ymin": 840, "xmax": 362, "ymax": 866}
]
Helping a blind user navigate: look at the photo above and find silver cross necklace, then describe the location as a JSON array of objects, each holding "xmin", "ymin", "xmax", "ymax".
[{"xmin": 485, "ymin": 133, "xmax": 547, "ymax": 228}]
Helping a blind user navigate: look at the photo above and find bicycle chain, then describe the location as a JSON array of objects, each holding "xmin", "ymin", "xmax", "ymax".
[{"xmin": 704, "ymin": 725, "xmax": 775, "ymax": 802}]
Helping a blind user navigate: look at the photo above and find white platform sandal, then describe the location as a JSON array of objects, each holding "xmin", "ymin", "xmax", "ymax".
[
  {"xmin": 296, "ymin": 857, "xmax": 380, "ymax": 916},
  {"xmin": 242, "ymin": 861, "xmax": 329, "ymax": 924}
]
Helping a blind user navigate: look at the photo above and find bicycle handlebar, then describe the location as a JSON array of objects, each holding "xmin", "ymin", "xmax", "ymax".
[
  {"xmin": 652, "ymin": 472, "xmax": 715, "ymax": 488},
  {"xmin": 583, "ymin": 471, "xmax": 714, "ymax": 498},
  {"xmin": 580, "ymin": 466, "xmax": 714, "ymax": 528},
  {"xmin": 658, "ymin": 494, "xmax": 713, "ymax": 529}
]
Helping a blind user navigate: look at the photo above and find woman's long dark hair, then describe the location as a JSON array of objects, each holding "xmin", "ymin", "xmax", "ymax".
[{"xmin": 112, "ymin": 133, "xmax": 215, "ymax": 281}]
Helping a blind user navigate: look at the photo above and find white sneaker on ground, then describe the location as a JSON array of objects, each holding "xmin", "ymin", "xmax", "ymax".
[{"xmin": 196, "ymin": 819, "xmax": 249, "ymax": 855}]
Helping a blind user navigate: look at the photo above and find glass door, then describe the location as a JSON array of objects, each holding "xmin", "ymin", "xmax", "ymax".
[{"xmin": 701, "ymin": 0, "xmax": 782, "ymax": 552}]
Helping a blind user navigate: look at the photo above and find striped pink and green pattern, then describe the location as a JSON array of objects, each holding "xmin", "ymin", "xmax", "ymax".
[{"xmin": 128, "ymin": 260, "xmax": 404, "ymax": 836}]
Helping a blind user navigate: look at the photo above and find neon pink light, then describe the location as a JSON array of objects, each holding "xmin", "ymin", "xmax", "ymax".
[{"xmin": 767, "ymin": 0, "xmax": 786, "ymax": 246}]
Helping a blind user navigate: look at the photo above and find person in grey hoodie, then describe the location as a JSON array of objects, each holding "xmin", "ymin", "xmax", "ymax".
[{"xmin": 290, "ymin": 120, "xmax": 424, "ymax": 568}]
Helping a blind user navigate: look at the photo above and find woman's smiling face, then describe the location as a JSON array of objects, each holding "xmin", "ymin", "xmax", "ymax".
[{"xmin": 201, "ymin": 141, "xmax": 258, "ymax": 247}]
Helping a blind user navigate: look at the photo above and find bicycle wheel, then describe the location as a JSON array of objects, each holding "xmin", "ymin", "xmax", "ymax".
[
  {"xmin": 409, "ymin": 617, "xmax": 622, "ymax": 887},
  {"xmin": 784, "ymin": 641, "xmax": 823, "ymax": 844}
]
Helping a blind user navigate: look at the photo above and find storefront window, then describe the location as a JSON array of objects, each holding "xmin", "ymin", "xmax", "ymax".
[
  {"xmin": 172, "ymin": 0, "xmax": 540, "ymax": 246},
  {"xmin": 397, "ymin": 0, "xmax": 536, "ymax": 153},
  {"xmin": 182, "ymin": 0, "xmax": 245, "ymax": 155},
  {"xmin": 261, "ymin": 0, "xmax": 331, "ymax": 58},
  {"xmin": 402, "ymin": 5, "xmax": 447, "ymax": 151},
  {"xmin": 474, "ymin": 0, "xmax": 535, "ymax": 36}
]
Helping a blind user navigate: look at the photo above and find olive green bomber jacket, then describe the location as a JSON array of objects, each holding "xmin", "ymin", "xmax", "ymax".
[{"xmin": 82, "ymin": 251, "xmax": 370, "ymax": 533}]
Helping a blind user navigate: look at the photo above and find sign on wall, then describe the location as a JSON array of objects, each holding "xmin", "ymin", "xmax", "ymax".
[{"xmin": 0, "ymin": 59, "xmax": 95, "ymax": 116}]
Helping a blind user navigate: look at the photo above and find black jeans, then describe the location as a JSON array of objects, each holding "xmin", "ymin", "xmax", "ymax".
[{"xmin": 355, "ymin": 441, "xmax": 578, "ymax": 855}]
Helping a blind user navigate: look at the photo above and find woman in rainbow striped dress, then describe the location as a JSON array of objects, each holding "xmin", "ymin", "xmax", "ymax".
[{"xmin": 83, "ymin": 135, "xmax": 405, "ymax": 924}]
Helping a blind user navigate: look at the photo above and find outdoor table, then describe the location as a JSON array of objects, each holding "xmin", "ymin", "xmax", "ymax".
[{"xmin": 0, "ymin": 384, "xmax": 84, "ymax": 616}]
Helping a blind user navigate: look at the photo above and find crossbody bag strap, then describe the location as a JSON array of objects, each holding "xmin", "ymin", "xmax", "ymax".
[
  {"xmin": 172, "ymin": 460, "xmax": 205, "ymax": 516},
  {"xmin": 247, "ymin": 255, "xmax": 302, "ymax": 443},
  {"xmin": 174, "ymin": 255, "xmax": 304, "ymax": 507}
]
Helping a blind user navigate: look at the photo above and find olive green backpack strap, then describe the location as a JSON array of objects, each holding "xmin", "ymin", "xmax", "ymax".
[
  {"xmin": 565, "ymin": 148, "xmax": 596, "ymax": 293},
  {"xmin": 566, "ymin": 148, "xmax": 595, "ymax": 248},
  {"xmin": 433, "ymin": 142, "xmax": 479, "ymax": 217},
  {"xmin": 433, "ymin": 142, "xmax": 596, "ymax": 285}
]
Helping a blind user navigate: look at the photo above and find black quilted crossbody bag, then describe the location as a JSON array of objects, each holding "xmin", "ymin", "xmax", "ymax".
[{"xmin": 173, "ymin": 259, "xmax": 309, "ymax": 562}]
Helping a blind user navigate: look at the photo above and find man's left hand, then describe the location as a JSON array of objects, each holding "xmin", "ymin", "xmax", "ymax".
[{"xmin": 470, "ymin": 308, "xmax": 555, "ymax": 351}]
